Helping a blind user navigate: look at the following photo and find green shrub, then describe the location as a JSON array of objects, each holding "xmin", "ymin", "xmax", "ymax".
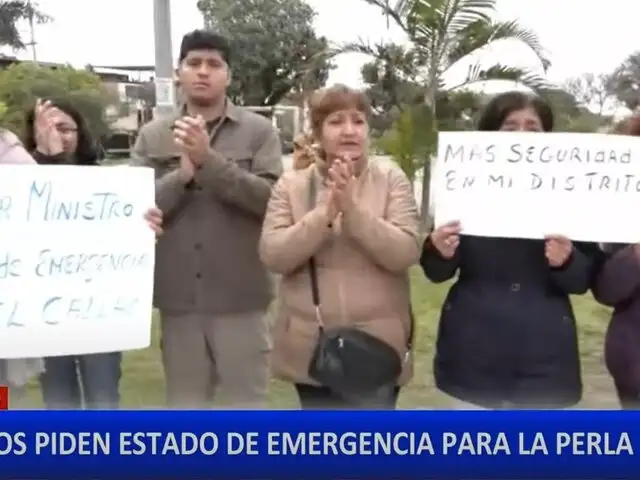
[
  {"xmin": 377, "ymin": 107, "xmax": 433, "ymax": 185},
  {"xmin": 0, "ymin": 63, "xmax": 109, "ymax": 139}
]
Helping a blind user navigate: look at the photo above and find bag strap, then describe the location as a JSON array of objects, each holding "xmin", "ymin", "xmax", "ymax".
[
  {"xmin": 305, "ymin": 169, "xmax": 414, "ymax": 357},
  {"xmin": 307, "ymin": 171, "xmax": 323, "ymax": 329}
]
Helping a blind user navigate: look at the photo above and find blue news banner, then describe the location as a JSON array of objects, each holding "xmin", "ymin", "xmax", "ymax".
[{"xmin": 0, "ymin": 411, "xmax": 637, "ymax": 479}]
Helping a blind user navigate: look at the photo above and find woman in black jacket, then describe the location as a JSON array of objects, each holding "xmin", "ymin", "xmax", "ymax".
[
  {"xmin": 24, "ymin": 98, "xmax": 162, "ymax": 409},
  {"xmin": 421, "ymin": 91, "xmax": 602, "ymax": 410}
]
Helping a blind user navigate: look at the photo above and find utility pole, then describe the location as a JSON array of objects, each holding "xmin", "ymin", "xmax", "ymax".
[
  {"xmin": 26, "ymin": 0, "xmax": 37, "ymax": 61},
  {"xmin": 153, "ymin": 0, "xmax": 175, "ymax": 119}
]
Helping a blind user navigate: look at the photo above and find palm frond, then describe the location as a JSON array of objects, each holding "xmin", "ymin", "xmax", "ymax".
[
  {"xmin": 403, "ymin": 0, "xmax": 495, "ymax": 74},
  {"xmin": 446, "ymin": 19, "xmax": 491, "ymax": 64},
  {"xmin": 487, "ymin": 20, "xmax": 550, "ymax": 71},
  {"xmin": 328, "ymin": 38, "xmax": 379, "ymax": 58},
  {"xmin": 391, "ymin": 0, "xmax": 417, "ymax": 16},
  {"xmin": 456, "ymin": 63, "xmax": 553, "ymax": 96},
  {"xmin": 330, "ymin": 39, "xmax": 423, "ymax": 83},
  {"xmin": 449, "ymin": 19, "xmax": 549, "ymax": 70},
  {"xmin": 403, "ymin": 0, "xmax": 441, "ymax": 48},
  {"xmin": 441, "ymin": 0, "xmax": 494, "ymax": 34},
  {"xmin": 359, "ymin": 0, "xmax": 410, "ymax": 32}
]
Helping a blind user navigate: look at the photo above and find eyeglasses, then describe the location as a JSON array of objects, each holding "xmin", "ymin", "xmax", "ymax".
[{"xmin": 55, "ymin": 125, "xmax": 78, "ymax": 135}]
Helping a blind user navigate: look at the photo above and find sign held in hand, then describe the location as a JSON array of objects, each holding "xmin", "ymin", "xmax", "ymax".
[
  {"xmin": 0, "ymin": 165, "xmax": 155, "ymax": 358},
  {"xmin": 432, "ymin": 131, "xmax": 640, "ymax": 243}
]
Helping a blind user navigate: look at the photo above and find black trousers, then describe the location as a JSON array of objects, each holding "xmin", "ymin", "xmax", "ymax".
[
  {"xmin": 295, "ymin": 383, "xmax": 401, "ymax": 410},
  {"xmin": 615, "ymin": 382, "xmax": 640, "ymax": 410}
]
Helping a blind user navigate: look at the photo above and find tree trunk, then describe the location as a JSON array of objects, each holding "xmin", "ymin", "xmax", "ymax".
[
  {"xmin": 419, "ymin": 82, "xmax": 438, "ymax": 233},
  {"xmin": 419, "ymin": 157, "xmax": 431, "ymax": 230}
]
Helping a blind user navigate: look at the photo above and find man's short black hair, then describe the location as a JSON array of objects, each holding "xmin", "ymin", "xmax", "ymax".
[{"xmin": 178, "ymin": 30, "xmax": 231, "ymax": 65}]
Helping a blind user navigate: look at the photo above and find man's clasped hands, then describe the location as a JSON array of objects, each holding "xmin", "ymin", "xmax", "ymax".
[
  {"xmin": 143, "ymin": 113, "xmax": 209, "ymax": 236},
  {"xmin": 431, "ymin": 221, "xmax": 574, "ymax": 268},
  {"xmin": 144, "ymin": 114, "xmax": 212, "ymax": 234},
  {"xmin": 172, "ymin": 114, "xmax": 211, "ymax": 183}
]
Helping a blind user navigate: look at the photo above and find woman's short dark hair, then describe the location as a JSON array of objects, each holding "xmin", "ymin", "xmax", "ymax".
[
  {"xmin": 477, "ymin": 91, "xmax": 554, "ymax": 132},
  {"xmin": 24, "ymin": 98, "xmax": 98, "ymax": 165}
]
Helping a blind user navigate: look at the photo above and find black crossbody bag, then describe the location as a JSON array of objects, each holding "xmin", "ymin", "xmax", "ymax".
[{"xmin": 305, "ymin": 171, "xmax": 415, "ymax": 407}]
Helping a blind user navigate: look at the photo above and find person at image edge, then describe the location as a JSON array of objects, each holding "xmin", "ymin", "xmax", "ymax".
[
  {"xmin": 0, "ymin": 101, "xmax": 162, "ymax": 410},
  {"xmin": 592, "ymin": 114, "xmax": 640, "ymax": 410}
]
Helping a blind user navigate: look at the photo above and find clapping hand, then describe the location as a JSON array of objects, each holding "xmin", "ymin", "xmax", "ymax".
[
  {"xmin": 173, "ymin": 115, "xmax": 209, "ymax": 167},
  {"xmin": 327, "ymin": 156, "xmax": 355, "ymax": 213},
  {"xmin": 34, "ymin": 99, "xmax": 63, "ymax": 156}
]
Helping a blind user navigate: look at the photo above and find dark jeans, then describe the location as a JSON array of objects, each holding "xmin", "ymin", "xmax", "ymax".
[
  {"xmin": 40, "ymin": 353, "xmax": 122, "ymax": 409},
  {"xmin": 295, "ymin": 384, "xmax": 401, "ymax": 410}
]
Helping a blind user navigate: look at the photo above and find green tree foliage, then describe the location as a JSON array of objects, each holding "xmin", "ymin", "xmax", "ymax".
[
  {"xmin": 358, "ymin": 42, "xmax": 422, "ymax": 135},
  {"xmin": 0, "ymin": 0, "xmax": 50, "ymax": 49},
  {"xmin": 544, "ymin": 86, "xmax": 609, "ymax": 133},
  {"xmin": 559, "ymin": 113, "xmax": 605, "ymax": 133},
  {"xmin": 608, "ymin": 51, "xmax": 640, "ymax": 110},
  {"xmin": 361, "ymin": 46, "xmax": 483, "ymax": 136},
  {"xmin": 0, "ymin": 63, "xmax": 109, "ymax": 139},
  {"xmin": 563, "ymin": 73, "xmax": 615, "ymax": 116},
  {"xmin": 197, "ymin": 0, "xmax": 334, "ymax": 107},
  {"xmin": 376, "ymin": 106, "xmax": 431, "ymax": 186},
  {"xmin": 376, "ymin": 91, "xmax": 481, "ymax": 182},
  {"xmin": 358, "ymin": 41, "xmax": 482, "ymax": 181}
]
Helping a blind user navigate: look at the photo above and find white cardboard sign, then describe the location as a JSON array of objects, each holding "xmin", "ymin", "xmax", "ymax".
[
  {"xmin": 0, "ymin": 165, "xmax": 155, "ymax": 358},
  {"xmin": 432, "ymin": 131, "xmax": 640, "ymax": 243}
]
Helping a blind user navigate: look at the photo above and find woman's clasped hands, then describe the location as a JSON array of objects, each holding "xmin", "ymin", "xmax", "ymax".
[{"xmin": 325, "ymin": 156, "xmax": 355, "ymax": 219}]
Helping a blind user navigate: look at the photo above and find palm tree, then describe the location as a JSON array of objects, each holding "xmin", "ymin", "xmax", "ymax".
[
  {"xmin": 359, "ymin": 42, "xmax": 483, "ymax": 185},
  {"xmin": 358, "ymin": 42, "xmax": 422, "ymax": 114},
  {"xmin": 0, "ymin": 1, "xmax": 50, "ymax": 50},
  {"xmin": 347, "ymin": 0, "xmax": 554, "ymax": 226}
]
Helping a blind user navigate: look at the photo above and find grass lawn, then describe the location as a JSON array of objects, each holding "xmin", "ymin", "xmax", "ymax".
[{"xmin": 24, "ymin": 268, "xmax": 616, "ymax": 409}]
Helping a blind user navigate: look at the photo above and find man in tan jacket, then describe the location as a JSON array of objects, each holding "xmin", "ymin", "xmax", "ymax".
[{"xmin": 132, "ymin": 30, "xmax": 282, "ymax": 408}]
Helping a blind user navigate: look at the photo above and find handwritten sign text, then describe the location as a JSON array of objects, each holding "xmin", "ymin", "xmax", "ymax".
[
  {"xmin": 432, "ymin": 131, "xmax": 640, "ymax": 242},
  {"xmin": 0, "ymin": 165, "xmax": 155, "ymax": 358}
]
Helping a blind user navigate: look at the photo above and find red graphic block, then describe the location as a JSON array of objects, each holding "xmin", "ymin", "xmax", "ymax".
[{"xmin": 0, "ymin": 386, "xmax": 7, "ymax": 410}]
